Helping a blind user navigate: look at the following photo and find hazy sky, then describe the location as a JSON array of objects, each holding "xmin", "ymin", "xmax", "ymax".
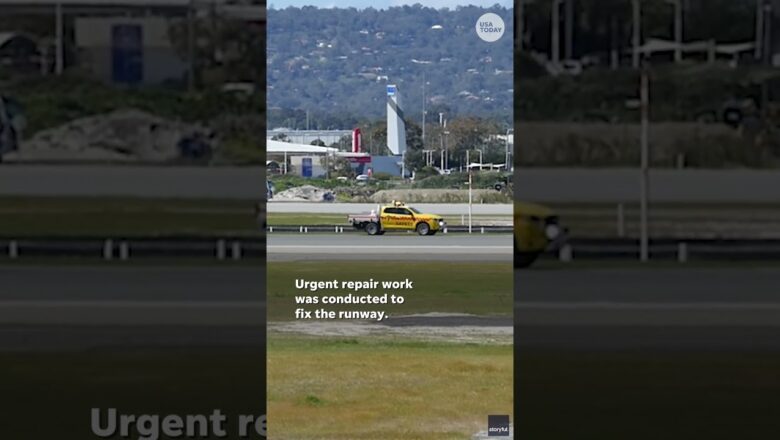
[{"xmin": 269, "ymin": 0, "xmax": 513, "ymax": 9}]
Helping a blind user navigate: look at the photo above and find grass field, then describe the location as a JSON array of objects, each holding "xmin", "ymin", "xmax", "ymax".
[
  {"xmin": 267, "ymin": 336, "xmax": 513, "ymax": 440},
  {"xmin": 0, "ymin": 196, "xmax": 260, "ymax": 237},
  {"xmin": 0, "ymin": 348, "xmax": 265, "ymax": 439},
  {"xmin": 267, "ymin": 260, "xmax": 513, "ymax": 438},
  {"xmin": 518, "ymin": 350, "xmax": 780, "ymax": 439},
  {"xmin": 267, "ymin": 261, "xmax": 512, "ymax": 321}
]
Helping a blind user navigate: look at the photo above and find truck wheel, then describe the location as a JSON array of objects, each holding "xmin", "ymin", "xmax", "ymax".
[
  {"xmin": 366, "ymin": 222, "xmax": 380, "ymax": 236},
  {"xmin": 416, "ymin": 222, "xmax": 430, "ymax": 236}
]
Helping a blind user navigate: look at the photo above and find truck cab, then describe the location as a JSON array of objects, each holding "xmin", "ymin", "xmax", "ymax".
[{"xmin": 514, "ymin": 201, "xmax": 567, "ymax": 268}]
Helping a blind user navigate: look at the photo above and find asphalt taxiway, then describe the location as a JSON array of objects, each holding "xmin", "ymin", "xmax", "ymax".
[
  {"xmin": 267, "ymin": 234, "xmax": 512, "ymax": 261},
  {"xmin": 516, "ymin": 267, "xmax": 780, "ymax": 350}
]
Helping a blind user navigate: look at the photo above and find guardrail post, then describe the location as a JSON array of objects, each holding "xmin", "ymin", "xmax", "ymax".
[
  {"xmin": 119, "ymin": 242, "xmax": 129, "ymax": 260},
  {"xmin": 443, "ymin": 227, "xmax": 448, "ymax": 234},
  {"xmin": 617, "ymin": 203, "xmax": 625, "ymax": 237},
  {"xmin": 216, "ymin": 239, "xmax": 226, "ymax": 260},
  {"xmin": 269, "ymin": 226, "xmax": 273, "ymax": 233},
  {"xmin": 304, "ymin": 227, "xmax": 309, "ymax": 234},
  {"xmin": 678, "ymin": 242, "xmax": 688, "ymax": 263},
  {"xmin": 231, "ymin": 241, "xmax": 242, "ymax": 260},
  {"xmin": 299, "ymin": 226, "xmax": 303, "ymax": 233},
  {"xmin": 559, "ymin": 244, "xmax": 573, "ymax": 262},
  {"xmin": 8, "ymin": 240, "xmax": 18, "ymax": 259},
  {"xmin": 480, "ymin": 227, "xmax": 485, "ymax": 234},
  {"xmin": 103, "ymin": 239, "xmax": 113, "ymax": 261}
]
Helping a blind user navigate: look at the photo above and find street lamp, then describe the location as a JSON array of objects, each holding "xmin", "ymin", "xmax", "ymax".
[
  {"xmin": 666, "ymin": 0, "xmax": 683, "ymax": 63},
  {"xmin": 632, "ymin": 0, "xmax": 641, "ymax": 69},
  {"xmin": 639, "ymin": 60, "xmax": 650, "ymax": 262},
  {"xmin": 551, "ymin": 0, "xmax": 563, "ymax": 65},
  {"xmin": 505, "ymin": 128, "xmax": 513, "ymax": 172}
]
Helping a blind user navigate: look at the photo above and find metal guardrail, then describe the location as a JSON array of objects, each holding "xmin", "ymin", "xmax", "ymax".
[
  {"xmin": 0, "ymin": 236, "xmax": 265, "ymax": 261},
  {"xmin": 1, "ymin": 236, "xmax": 779, "ymax": 261},
  {"xmin": 266, "ymin": 225, "xmax": 513, "ymax": 234}
]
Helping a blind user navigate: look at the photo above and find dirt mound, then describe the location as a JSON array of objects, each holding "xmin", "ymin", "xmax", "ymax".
[
  {"xmin": 12, "ymin": 109, "xmax": 215, "ymax": 162},
  {"xmin": 274, "ymin": 185, "xmax": 335, "ymax": 202}
]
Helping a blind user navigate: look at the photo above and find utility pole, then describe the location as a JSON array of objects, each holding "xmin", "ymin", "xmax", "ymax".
[
  {"xmin": 422, "ymin": 71, "xmax": 426, "ymax": 148},
  {"xmin": 639, "ymin": 63, "xmax": 650, "ymax": 262},
  {"xmin": 564, "ymin": 0, "xmax": 574, "ymax": 60},
  {"xmin": 632, "ymin": 0, "xmax": 641, "ymax": 69},
  {"xmin": 517, "ymin": 0, "xmax": 525, "ymax": 52},
  {"xmin": 764, "ymin": 1, "xmax": 774, "ymax": 65},
  {"xmin": 551, "ymin": 0, "xmax": 562, "ymax": 65},
  {"xmin": 756, "ymin": 0, "xmax": 765, "ymax": 60},
  {"xmin": 187, "ymin": 0, "xmax": 195, "ymax": 91},
  {"xmin": 468, "ymin": 169, "xmax": 473, "ymax": 234},
  {"xmin": 55, "ymin": 2, "xmax": 64, "ymax": 75},
  {"xmin": 505, "ymin": 128, "xmax": 513, "ymax": 172},
  {"xmin": 668, "ymin": 0, "xmax": 683, "ymax": 63}
]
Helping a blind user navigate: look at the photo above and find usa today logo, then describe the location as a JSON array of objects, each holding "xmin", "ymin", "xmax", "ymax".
[{"xmin": 476, "ymin": 12, "xmax": 505, "ymax": 43}]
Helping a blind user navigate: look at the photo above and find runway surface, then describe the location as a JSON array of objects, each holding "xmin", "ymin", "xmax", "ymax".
[
  {"xmin": 2, "ymin": 165, "xmax": 779, "ymax": 203},
  {"xmin": 0, "ymin": 266, "xmax": 264, "ymax": 327},
  {"xmin": 268, "ymin": 233, "xmax": 512, "ymax": 261},
  {"xmin": 516, "ymin": 267, "xmax": 780, "ymax": 350},
  {"xmin": 2, "ymin": 265, "xmax": 780, "ymax": 350}
]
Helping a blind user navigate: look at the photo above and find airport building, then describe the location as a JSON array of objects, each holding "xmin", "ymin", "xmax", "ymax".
[{"xmin": 0, "ymin": 0, "xmax": 265, "ymax": 84}]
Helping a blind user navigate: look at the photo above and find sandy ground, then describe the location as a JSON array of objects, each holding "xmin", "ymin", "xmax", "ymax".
[{"xmin": 269, "ymin": 313, "xmax": 512, "ymax": 344}]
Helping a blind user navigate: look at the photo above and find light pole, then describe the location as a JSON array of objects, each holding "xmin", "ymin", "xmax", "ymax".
[
  {"xmin": 443, "ymin": 130, "xmax": 450, "ymax": 170},
  {"xmin": 764, "ymin": 2, "xmax": 773, "ymax": 66},
  {"xmin": 666, "ymin": 0, "xmax": 683, "ymax": 63},
  {"xmin": 505, "ymin": 128, "xmax": 513, "ymax": 172},
  {"xmin": 639, "ymin": 62, "xmax": 650, "ymax": 262},
  {"xmin": 55, "ymin": 2, "xmax": 64, "ymax": 75},
  {"xmin": 518, "ymin": 0, "xmax": 525, "ymax": 52},
  {"xmin": 467, "ymin": 169, "xmax": 473, "ymax": 234},
  {"xmin": 564, "ymin": 0, "xmax": 574, "ymax": 60},
  {"xmin": 632, "ymin": 0, "xmax": 641, "ymax": 69},
  {"xmin": 551, "ymin": 0, "xmax": 563, "ymax": 65},
  {"xmin": 756, "ymin": 0, "xmax": 765, "ymax": 60},
  {"xmin": 422, "ymin": 71, "xmax": 426, "ymax": 148}
]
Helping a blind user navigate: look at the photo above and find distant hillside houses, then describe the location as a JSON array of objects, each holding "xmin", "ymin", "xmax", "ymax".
[{"xmin": 267, "ymin": 5, "xmax": 513, "ymax": 126}]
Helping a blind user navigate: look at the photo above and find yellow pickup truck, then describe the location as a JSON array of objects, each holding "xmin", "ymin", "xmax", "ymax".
[
  {"xmin": 515, "ymin": 201, "xmax": 566, "ymax": 268},
  {"xmin": 348, "ymin": 201, "xmax": 446, "ymax": 236}
]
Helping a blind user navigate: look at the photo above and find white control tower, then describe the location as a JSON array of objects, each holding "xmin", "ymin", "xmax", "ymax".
[{"xmin": 386, "ymin": 84, "xmax": 407, "ymax": 156}]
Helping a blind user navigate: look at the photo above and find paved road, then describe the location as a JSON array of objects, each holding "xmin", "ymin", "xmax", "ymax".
[
  {"xmin": 0, "ymin": 266, "xmax": 264, "ymax": 326},
  {"xmin": 268, "ymin": 234, "xmax": 512, "ymax": 261},
  {"xmin": 516, "ymin": 267, "xmax": 780, "ymax": 350},
  {"xmin": 268, "ymin": 202, "xmax": 512, "ymax": 215},
  {"xmin": 515, "ymin": 168, "xmax": 780, "ymax": 203}
]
